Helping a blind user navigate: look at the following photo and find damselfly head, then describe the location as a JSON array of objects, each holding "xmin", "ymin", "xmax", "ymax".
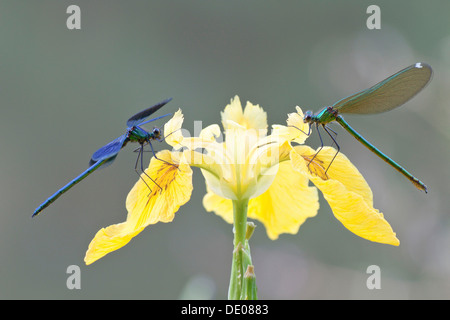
[
  {"xmin": 303, "ymin": 110, "xmax": 313, "ymax": 123},
  {"xmin": 152, "ymin": 127, "xmax": 162, "ymax": 139}
]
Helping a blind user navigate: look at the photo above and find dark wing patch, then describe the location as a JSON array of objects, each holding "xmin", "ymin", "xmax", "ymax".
[
  {"xmin": 126, "ymin": 98, "xmax": 172, "ymax": 127},
  {"xmin": 89, "ymin": 135, "xmax": 127, "ymax": 167}
]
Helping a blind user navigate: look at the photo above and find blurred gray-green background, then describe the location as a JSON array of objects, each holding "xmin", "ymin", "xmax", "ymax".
[{"xmin": 1, "ymin": 1, "xmax": 449, "ymax": 299}]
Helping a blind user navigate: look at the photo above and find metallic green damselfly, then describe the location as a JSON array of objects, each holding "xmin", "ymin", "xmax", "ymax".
[{"xmin": 303, "ymin": 62, "xmax": 432, "ymax": 192}]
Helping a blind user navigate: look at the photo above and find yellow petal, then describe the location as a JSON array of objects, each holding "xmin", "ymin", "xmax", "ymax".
[
  {"xmin": 203, "ymin": 187, "xmax": 234, "ymax": 224},
  {"xmin": 290, "ymin": 146, "xmax": 399, "ymax": 246},
  {"xmin": 84, "ymin": 150, "xmax": 193, "ymax": 265},
  {"xmin": 221, "ymin": 95, "xmax": 267, "ymax": 134},
  {"xmin": 248, "ymin": 160, "xmax": 319, "ymax": 240},
  {"xmin": 84, "ymin": 223, "xmax": 142, "ymax": 266},
  {"xmin": 125, "ymin": 151, "xmax": 192, "ymax": 225},
  {"xmin": 199, "ymin": 124, "xmax": 222, "ymax": 142},
  {"xmin": 164, "ymin": 109, "xmax": 185, "ymax": 147},
  {"xmin": 203, "ymin": 161, "xmax": 320, "ymax": 240},
  {"xmin": 242, "ymin": 100, "xmax": 268, "ymax": 133},
  {"xmin": 201, "ymin": 167, "xmax": 237, "ymax": 200},
  {"xmin": 285, "ymin": 106, "xmax": 310, "ymax": 144}
]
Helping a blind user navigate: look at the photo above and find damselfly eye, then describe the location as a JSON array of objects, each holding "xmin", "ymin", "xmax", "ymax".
[
  {"xmin": 153, "ymin": 128, "xmax": 161, "ymax": 136},
  {"xmin": 303, "ymin": 111, "xmax": 313, "ymax": 123}
]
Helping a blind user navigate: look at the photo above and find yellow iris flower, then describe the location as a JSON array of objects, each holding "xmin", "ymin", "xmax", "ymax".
[{"xmin": 84, "ymin": 96, "xmax": 398, "ymax": 265}]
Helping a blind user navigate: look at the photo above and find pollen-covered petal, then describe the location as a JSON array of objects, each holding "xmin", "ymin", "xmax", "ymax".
[
  {"xmin": 164, "ymin": 109, "xmax": 185, "ymax": 147},
  {"xmin": 84, "ymin": 150, "xmax": 193, "ymax": 265},
  {"xmin": 290, "ymin": 146, "xmax": 399, "ymax": 246}
]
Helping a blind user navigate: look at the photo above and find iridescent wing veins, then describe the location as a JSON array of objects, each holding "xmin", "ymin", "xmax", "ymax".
[{"xmin": 332, "ymin": 63, "xmax": 433, "ymax": 114}]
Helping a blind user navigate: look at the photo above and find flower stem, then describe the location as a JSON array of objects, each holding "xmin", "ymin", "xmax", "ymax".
[
  {"xmin": 233, "ymin": 198, "xmax": 248, "ymax": 248},
  {"xmin": 228, "ymin": 199, "xmax": 257, "ymax": 300}
]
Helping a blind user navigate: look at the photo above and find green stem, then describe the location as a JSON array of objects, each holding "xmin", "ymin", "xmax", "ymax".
[
  {"xmin": 233, "ymin": 199, "xmax": 248, "ymax": 250},
  {"xmin": 242, "ymin": 265, "xmax": 257, "ymax": 300},
  {"xmin": 228, "ymin": 199, "xmax": 257, "ymax": 300}
]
